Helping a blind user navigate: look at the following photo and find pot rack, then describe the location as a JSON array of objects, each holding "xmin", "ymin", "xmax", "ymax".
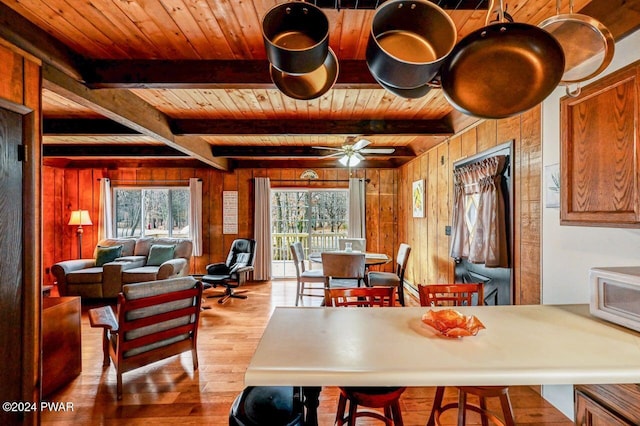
[{"xmin": 310, "ymin": 0, "xmax": 489, "ymax": 10}]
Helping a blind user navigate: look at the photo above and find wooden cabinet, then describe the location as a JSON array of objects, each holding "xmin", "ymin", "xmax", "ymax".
[
  {"xmin": 575, "ymin": 384, "xmax": 640, "ymax": 425},
  {"xmin": 42, "ymin": 297, "xmax": 82, "ymax": 396},
  {"xmin": 560, "ymin": 61, "xmax": 640, "ymax": 227}
]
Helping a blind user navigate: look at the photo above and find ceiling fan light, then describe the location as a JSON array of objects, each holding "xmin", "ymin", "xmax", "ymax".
[{"xmin": 339, "ymin": 154, "xmax": 361, "ymax": 167}]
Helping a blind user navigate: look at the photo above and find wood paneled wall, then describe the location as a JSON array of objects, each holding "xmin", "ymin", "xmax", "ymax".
[
  {"xmin": 42, "ymin": 166, "xmax": 399, "ymax": 283},
  {"xmin": 0, "ymin": 38, "xmax": 41, "ymax": 426},
  {"xmin": 398, "ymin": 107, "xmax": 542, "ymax": 305}
]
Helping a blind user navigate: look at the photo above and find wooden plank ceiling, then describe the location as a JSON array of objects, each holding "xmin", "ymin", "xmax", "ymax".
[{"xmin": 1, "ymin": 0, "xmax": 639, "ymax": 170}]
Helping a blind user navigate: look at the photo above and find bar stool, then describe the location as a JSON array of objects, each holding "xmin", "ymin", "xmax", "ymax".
[
  {"xmin": 427, "ymin": 385, "xmax": 515, "ymax": 426},
  {"xmin": 336, "ymin": 386, "xmax": 406, "ymax": 426}
]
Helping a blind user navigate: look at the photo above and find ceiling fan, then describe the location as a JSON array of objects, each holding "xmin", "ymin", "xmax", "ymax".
[{"xmin": 312, "ymin": 137, "xmax": 395, "ymax": 166}]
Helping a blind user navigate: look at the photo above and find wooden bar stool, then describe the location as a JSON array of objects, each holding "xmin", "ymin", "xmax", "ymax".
[
  {"xmin": 427, "ymin": 385, "xmax": 515, "ymax": 426},
  {"xmin": 336, "ymin": 386, "xmax": 406, "ymax": 426}
]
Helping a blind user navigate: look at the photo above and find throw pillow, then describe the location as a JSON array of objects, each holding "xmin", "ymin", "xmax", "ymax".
[
  {"xmin": 95, "ymin": 245, "xmax": 123, "ymax": 267},
  {"xmin": 147, "ymin": 244, "xmax": 176, "ymax": 266}
]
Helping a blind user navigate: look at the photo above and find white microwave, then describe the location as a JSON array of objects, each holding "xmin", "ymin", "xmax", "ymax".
[{"xmin": 590, "ymin": 266, "xmax": 640, "ymax": 332}]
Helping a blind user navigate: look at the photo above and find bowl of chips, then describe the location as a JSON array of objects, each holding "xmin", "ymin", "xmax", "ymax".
[{"xmin": 421, "ymin": 308, "xmax": 485, "ymax": 338}]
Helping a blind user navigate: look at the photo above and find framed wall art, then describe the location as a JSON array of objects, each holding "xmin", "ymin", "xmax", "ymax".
[
  {"xmin": 412, "ymin": 179, "xmax": 424, "ymax": 218},
  {"xmin": 545, "ymin": 163, "xmax": 560, "ymax": 208}
]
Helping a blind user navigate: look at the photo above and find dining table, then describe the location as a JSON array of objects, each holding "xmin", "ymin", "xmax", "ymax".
[
  {"xmin": 308, "ymin": 251, "xmax": 391, "ymax": 267},
  {"xmin": 245, "ymin": 304, "xmax": 640, "ymax": 425}
]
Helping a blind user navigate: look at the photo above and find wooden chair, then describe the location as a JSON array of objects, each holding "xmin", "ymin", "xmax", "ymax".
[
  {"xmin": 418, "ymin": 283, "xmax": 484, "ymax": 307},
  {"xmin": 321, "ymin": 252, "xmax": 366, "ymax": 289},
  {"xmin": 88, "ymin": 276, "xmax": 203, "ymax": 400},
  {"xmin": 418, "ymin": 283, "xmax": 515, "ymax": 426},
  {"xmin": 290, "ymin": 242, "xmax": 325, "ymax": 306},
  {"xmin": 325, "ymin": 286, "xmax": 405, "ymax": 426},
  {"xmin": 367, "ymin": 243, "xmax": 411, "ymax": 306},
  {"xmin": 324, "ymin": 286, "xmax": 396, "ymax": 307}
]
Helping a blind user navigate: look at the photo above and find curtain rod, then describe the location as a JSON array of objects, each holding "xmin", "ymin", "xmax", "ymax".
[
  {"xmin": 98, "ymin": 178, "xmax": 201, "ymax": 183},
  {"xmin": 266, "ymin": 178, "xmax": 370, "ymax": 183}
]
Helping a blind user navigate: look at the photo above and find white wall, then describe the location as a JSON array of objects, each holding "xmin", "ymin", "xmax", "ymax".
[{"xmin": 541, "ymin": 28, "xmax": 640, "ymax": 418}]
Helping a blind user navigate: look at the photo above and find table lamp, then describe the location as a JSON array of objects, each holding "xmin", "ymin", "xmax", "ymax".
[{"xmin": 68, "ymin": 210, "xmax": 92, "ymax": 258}]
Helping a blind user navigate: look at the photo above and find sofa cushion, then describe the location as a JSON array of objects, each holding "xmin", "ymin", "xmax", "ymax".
[
  {"xmin": 121, "ymin": 266, "xmax": 160, "ymax": 284},
  {"xmin": 154, "ymin": 237, "xmax": 192, "ymax": 260},
  {"xmin": 95, "ymin": 238, "xmax": 136, "ymax": 257},
  {"xmin": 96, "ymin": 245, "xmax": 123, "ymax": 266},
  {"xmin": 67, "ymin": 267, "xmax": 103, "ymax": 284},
  {"xmin": 134, "ymin": 237, "xmax": 154, "ymax": 256},
  {"xmin": 147, "ymin": 244, "xmax": 176, "ymax": 266}
]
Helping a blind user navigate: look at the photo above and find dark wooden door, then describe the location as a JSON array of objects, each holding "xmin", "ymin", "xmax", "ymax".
[{"xmin": 0, "ymin": 107, "xmax": 24, "ymax": 425}]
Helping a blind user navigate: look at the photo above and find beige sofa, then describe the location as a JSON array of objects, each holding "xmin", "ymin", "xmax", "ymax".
[{"xmin": 52, "ymin": 237, "xmax": 192, "ymax": 298}]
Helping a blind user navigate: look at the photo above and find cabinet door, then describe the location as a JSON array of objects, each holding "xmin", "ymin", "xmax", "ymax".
[
  {"xmin": 575, "ymin": 390, "xmax": 633, "ymax": 426},
  {"xmin": 560, "ymin": 64, "xmax": 640, "ymax": 226}
]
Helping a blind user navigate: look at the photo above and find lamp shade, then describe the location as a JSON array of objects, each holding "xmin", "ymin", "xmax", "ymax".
[{"xmin": 68, "ymin": 210, "xmax": 92, "ymax": 226}]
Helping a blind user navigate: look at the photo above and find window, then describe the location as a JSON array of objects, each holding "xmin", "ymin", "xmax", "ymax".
[
  {"xmin": 113, "ymin": 187, "xmax": 190, "ymax": 238},
  {"xmin": 271, "ymin": 189, "xmax": 349, "ymax": 278}
]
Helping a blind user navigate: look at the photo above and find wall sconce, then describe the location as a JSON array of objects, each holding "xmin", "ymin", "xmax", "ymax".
[{"xmin": 68, "ymin": 210, "xmax": 92, "ymax": 258}]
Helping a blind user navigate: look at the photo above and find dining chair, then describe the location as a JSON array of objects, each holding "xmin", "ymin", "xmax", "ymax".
[
  {"xmin": 321, "ymin": 252, "xmax": 366, "ymax": 289},
  {"xmin": 324, "ymin": 286, "xmax": 405, "ymax": 425},
  {"xmin": 338, "ymin": 237, "xmax": 366, "ymax": 252},
  {"xmin": 367, "ymin": 243, "xmax": 411, "ymax": 306},
  {"xmin": 418, "ymin": 283, "xmax": 515, "ymax": 426},
  {"xmin": 290, "ymin": 242, "xmax": 325, "ymax": 306},
  {"xmin": 324, "ymin": 286, "xmax": 396, "ymax": 307}
]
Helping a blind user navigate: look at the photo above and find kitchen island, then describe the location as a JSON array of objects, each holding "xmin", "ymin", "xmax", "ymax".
[{"xmin": 246, "ymin": 304, "xmax": 640, "ymax": 424}]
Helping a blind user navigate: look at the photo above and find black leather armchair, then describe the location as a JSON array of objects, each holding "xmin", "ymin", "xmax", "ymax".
[{"xmin": 202, "ymin": 238, "xmax": 256, "ymax": 304}]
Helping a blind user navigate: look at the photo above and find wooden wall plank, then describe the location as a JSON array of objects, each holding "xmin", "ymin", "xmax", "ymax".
[{"xmin": 42, "ymin": 166, "xmax": 400, "ymax": 278}]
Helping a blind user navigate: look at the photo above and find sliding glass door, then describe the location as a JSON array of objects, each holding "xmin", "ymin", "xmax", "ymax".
[{"xmin": 271, "ymin": 189, "xmax": 348, "ymax": 278}]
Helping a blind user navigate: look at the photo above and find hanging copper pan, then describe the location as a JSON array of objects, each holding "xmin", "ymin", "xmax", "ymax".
[
  {"xmin": 270, "ymin": 48, "xmax": 338, "ymax": 100},
  {"xmin": 538, "ymin": 0, "xmax": 614, "ymax": 96},
  {"xmin": 262, "ymin": 1, "xmax": 330, "ymax": 75},
  {"xmin": 366, "ymin": 0, "xmax": 457, "ymax": 90},
  {"xmin": 440, "ymin": 0, "xmax": 565, "ymax": 119}
]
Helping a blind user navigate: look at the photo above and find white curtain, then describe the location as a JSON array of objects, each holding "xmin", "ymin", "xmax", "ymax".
[
  {"xmin": 98, "ymin": 178, "xmax": 113, "ymax": 241},
  {"xmin": 254, "ymin": 177, "xmax": 272, "ymax": 280},
  {"xmin": 348, "ymin": 178, "xmax": 366, "ymax": 238},
  {"xmin": 189, "ymin": 178, "xmax": 203, "ymax": 256}
]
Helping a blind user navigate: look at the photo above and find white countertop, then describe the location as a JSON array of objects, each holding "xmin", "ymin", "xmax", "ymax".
[{"xmin": 245, "ymin": 304, "xmax": 640, "ymax": 387}]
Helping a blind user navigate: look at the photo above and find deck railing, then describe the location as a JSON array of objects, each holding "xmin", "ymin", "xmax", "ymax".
[{"xmin": 271, "ymin": 232, "xmax": 347, "ymax": 261}]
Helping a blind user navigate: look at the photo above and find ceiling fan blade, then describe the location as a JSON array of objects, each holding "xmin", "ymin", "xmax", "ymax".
[
  {"xmin": 360, "ymin": 148, "xmax": 396, "ymax": 154},
  {"xmin": 312, "ymin": 146, "xmax": 343, "ymax": 152},
  {"xmin": 320, "ymin": 152, "xmax": 344, "ymax": 159},
  {"xmin": 352, "ymin": 138, "xmax": 371, "ymax": 151},
  {"xmin": 354, "ymin": 152, "xmax": 366, "ymax": 161}
]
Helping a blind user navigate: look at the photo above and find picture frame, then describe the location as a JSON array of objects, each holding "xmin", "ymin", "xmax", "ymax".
[
  {"xmin": 412, "ymin": 179, "xmax": 425, "ymax": 218},
  {"xmin": 545, "ymin": 163, "xmax": 560, "ymax": 208}
]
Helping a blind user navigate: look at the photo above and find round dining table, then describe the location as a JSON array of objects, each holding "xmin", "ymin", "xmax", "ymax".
[{"xmin": 308, "ymin": 251, "xmax": 391, "ymax": 266}]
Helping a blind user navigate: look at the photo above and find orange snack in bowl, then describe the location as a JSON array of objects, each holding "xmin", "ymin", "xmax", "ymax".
[{"xmin": 421, "ymin": 309, "xmax": 486, "ymax": 338}]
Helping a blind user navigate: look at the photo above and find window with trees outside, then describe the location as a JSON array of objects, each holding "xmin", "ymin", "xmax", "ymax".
[
  {"xmin": 114, "ymin": 187, "xmax": 190, "ymax": 238},
  {"xmin": 271, "ymin": 189, "xmax": 349, "ymax": 278}
]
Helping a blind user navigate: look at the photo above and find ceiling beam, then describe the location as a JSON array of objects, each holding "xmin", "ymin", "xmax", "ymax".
[
  {"xmin": 43, "ymin": 119, "xmax": 141, "ymax": 135},
  {"xmin": 0, "ymin": 2, "xmax": 85, "ymax": 80},
  {"xmin": 43, "ymin": 117, "xmax": 454, "ymax": 138},
  {"xmin": 234, "ymin": 158, "xmax": 410, "ymax": 168},
  {"xmin": 172, "ymin": 119, "xmax": 453, "ymax": 136},
  {"xmin": 579, "ymin": 0, "xmax": 640, "ymax": 41},
  {"xmin": 43, "ymin": 144, "xmax": 187, "ymax": 158},
  {"xmin": 210, "ymin": 145, "xmax": 415, "ymax": 158},
  {"xmin": 83, "ymin": 59, "xmax": 378, "ymax": 89},
  {"xmin": 42, "ymin": 64, "xmax": 228, "ymax": 171}
]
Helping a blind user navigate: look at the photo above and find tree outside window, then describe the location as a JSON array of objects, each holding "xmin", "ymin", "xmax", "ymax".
[{"xmin": 114, "ymin": 188, "xmax": 190, "ymax": 238}]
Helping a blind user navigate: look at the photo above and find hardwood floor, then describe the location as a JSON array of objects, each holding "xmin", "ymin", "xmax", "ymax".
[{"xmin": 41, "ymin": 280, "xmax": 574, "ymax": 425}]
